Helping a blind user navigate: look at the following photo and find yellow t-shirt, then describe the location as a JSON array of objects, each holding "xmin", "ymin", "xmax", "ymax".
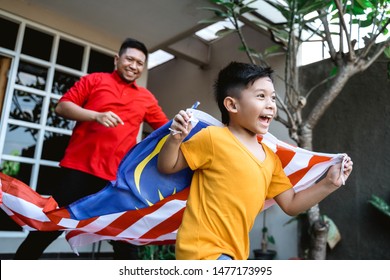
[{"xmin": 176, "ymin": 126, "xmax": 292, "ymax": 260}]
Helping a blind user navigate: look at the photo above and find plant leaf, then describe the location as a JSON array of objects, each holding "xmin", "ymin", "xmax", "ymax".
[
  {"xmin": 215, "ymin": 27, "xmax": 235, "ymax": 37},
  {"xmin": 369, "ymin": 195, "xmax": 390, "ymax": 218},
  {"xmin": 330, "ymin": 66, "xmax": 338, "ymax": 77},
  {"xmin": 384, "ymin": 46, "xmax": 390, "ymax": 58},
  {"xmin": 267, "ymin": 235, "xmax": 275, "ymax": 245}
]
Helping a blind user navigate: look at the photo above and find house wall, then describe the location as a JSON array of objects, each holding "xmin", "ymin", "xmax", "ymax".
[
  {"xmin": 0, "ymin": 1, "xmax": 298, "ymax": 259},
  {"xmin": 300, "ymin": 56, "xmax": 390, "ymax": 259},
  {"xmin": 0, "ymin": 0, "xmax": 149, "ymax": 89},
  {"xmin": 0, "ymin": 0, "xmax": 120, "ymax": 51}
]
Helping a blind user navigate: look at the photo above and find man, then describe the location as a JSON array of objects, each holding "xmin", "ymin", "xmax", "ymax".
[{"xmin": 14, "ymin": 38, "xmax": 169, "ymax": 259}]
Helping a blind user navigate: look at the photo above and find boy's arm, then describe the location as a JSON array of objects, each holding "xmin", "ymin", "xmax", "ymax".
[
  {"xmin": 157, "ymin": 110, "xmax": 192, "ymax": 174},
  {"xmin": 274, "ymin": 156, "xmax": 353, "ymax": 216}
]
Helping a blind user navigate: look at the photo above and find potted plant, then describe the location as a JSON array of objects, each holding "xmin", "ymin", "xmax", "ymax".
[{"xmin": 253, "ymin": 210, "xmax": 277, "ymax": 260}]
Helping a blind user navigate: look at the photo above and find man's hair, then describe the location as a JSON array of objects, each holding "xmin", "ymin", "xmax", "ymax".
[
  {"xmin": 119, "ymin": 38, "xmax": 148, "ymax": 60},
  {"xmin": 214, "ymin": 61, "xmax": 274, "ymax": 125}
]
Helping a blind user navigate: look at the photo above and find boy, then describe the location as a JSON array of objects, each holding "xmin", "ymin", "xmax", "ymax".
[{"xmin": 157, "ymin": 62, "xmax": 353, "ymax": 260}]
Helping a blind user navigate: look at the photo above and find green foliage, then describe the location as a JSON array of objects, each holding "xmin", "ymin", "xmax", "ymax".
[
  {"xmin": 267, "ymin": 234, "xmax": 275, "ymax": 245},
  {"xmin": 260, "ymin": 210, "xmax": 276, "ymax": 252},
  {"xmin": 385, "ymin": 47, "xmax": 390, "ymax": 79},
  {"xmin": 385, "ymin": 46, "xmax": 390, "ymax": 58},
  {"xmin": 201, "ymin": 0, "xmax": 390, "ymax": 146},
  {"xmin": 202, "ymin": 0, "xmax": 390, "ymax": 68},
  {"xmin": 0, "ymin": 151, "xmax": 20, "ymax": 176},
  {"xmin": 138, "ymin": 245, "xmax": 176, "ymax": 260},
  {"xmin": 330, "ymin": 66, "xmax": 339, "ymax": 77},
  {"xmin": 284, "ymin": 212, "xmax": 307, "ymax": 226},
  {"xmin": 261, "ymin": 226, "xmax": 275, "ymax": 244},
  {"xmin": 369, "ymin": 195, "xmax": 390, "ymax": 218}
]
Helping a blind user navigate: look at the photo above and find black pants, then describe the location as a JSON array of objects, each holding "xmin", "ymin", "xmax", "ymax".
[{"xmin": 13, "ymin": 168, "xmax": 139, "ymax": 260}]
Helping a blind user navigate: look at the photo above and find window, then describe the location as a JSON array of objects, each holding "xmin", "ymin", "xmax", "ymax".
[
  {"xmin": 21, "ymin": 27, "xmax": 53, "ymax": 61},
  {"xmin": 16, "ymin": 60, "xmax": 48, "ymax": 90},
  {"xmin": 3, "ymin": 124, "xmax": 39, "ymax": 158},
  {"xmin": 52, "ymin": 70, "xmax": 79, "ymax": 96},
  {"xmin": 88, "ymin": 49, "xmax": 114, "ymax": 73},
  {"xmin": 148, "ymin": 50, "xmax": 175, "ymax": 69},
  {"xmin": 0, "ymin": 12, "xmax": 115, "ymax": 233},
  {"xmin": 9, "ymin": 90, "xmax": 44, "ymax": 124},
  {"xmin": 195, "ymin": 18, "xmax": 244, "ymax": 42},
  {"xmin": 0, "ymin": 17, "xmax": 19, "ymax": 50},
  {"xmin": 57, "ymin": 39, "xmax": 84, "ymax": 70}
]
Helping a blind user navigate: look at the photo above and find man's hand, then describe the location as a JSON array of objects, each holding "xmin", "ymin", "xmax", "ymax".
[{"xmin": 96, "ymin": 111, "xmax": 124, "ymax": 127}]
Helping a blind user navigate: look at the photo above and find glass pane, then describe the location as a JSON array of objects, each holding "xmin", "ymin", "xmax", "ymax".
[
  {"xmin": 46, "ymin": 98, "xmax": 75, "ymax": 130},
  {"xmin": 52, "ymin": 70, "xmax": 79, "ymax": 95},
  {"xmin": 56, "ymin": 39, "xmax": 84, "ymax": 70},
  {"xmin": 36, "ymin": 165, "xmax": 64, "ymax": 196},
  {"xmin": 10, "ymin": 90, "xmax": 44, "ymax": 124},
  {"xmin": 16, "ymin": 60, "xmax": 48, "ymax": 90},
  {"xmin": 21, "ymin": 26, "xmax": 53, "ymax": 61},
  {"xmin": 1, "ymin": 161, "xmax": 33, "ymax": 185},
  {"xmin": 88, "ymin": 49, "xmax": 114, "ymax": 73},
  {"xmin": 41, "ymin": 132, "xmax": 70, "ymax": 161},
  {"xmin": 4, "ymin": 124, "xmax": 39, "ymax": 158},
  {"xmin": 0, "ymin": 17, "xmax": 19, "ymax": 50}
]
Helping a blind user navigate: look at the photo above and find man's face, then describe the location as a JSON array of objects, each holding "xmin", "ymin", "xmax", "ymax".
[{"xmin": 114, "ymin": 48, "xmax": 146, "ymax": 83}]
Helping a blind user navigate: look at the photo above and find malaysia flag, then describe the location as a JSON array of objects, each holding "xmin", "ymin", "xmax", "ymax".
[{"xmin": 0, "ymin": 109, "xmax": 346, "ymax": 253}]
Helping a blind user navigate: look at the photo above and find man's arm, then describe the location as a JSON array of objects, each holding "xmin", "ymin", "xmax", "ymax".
[
  {"xmin": 55, "ymin": 101, "xmax": 124, "ymax": 127},
  {"xmin": 274, "ymin": 157, "xmax": 353, "ymax": 216}
]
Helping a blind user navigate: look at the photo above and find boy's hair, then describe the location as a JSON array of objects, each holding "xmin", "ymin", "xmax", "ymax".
[
  {"xmin": 214, "ymin": 61, "xmax": 274, "ymax": 125},
  {"xmin": 119, "ymin": 38, "xmax": 149, "ymax": 60}
]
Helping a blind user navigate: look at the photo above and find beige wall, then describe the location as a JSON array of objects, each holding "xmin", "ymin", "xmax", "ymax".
[
  {"xmin": 1, "ymin": 0, "xmax": 120, "ymax": 51},
  {"xmin": 0, "ymin": 1, "xmax": 150, "ymax": 89},
  {"xmin": 148, "ymin": 25, "xmax": 292, "ymax": 143}
]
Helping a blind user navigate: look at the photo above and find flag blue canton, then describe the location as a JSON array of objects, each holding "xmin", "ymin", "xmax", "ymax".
[{"xmin": 66, "ymin": 119, "xmax": 210, "ymax": 220}]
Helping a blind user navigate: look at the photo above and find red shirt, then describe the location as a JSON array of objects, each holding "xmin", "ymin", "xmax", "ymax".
[{"xmin": 58, "ymin": 71, "xmax": 168, "ymax": 180}]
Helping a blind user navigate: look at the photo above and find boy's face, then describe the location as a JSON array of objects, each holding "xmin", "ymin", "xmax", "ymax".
[
  {"xmin": 233, "ymin": 76, "xmax": 277, "ymax": 135},
  {"xmin": 114, "ymin": 48, "xmax": 146, "ymax": 83}
]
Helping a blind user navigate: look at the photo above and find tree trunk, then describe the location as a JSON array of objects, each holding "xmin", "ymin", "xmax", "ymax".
[
  {"xmin": 299, "ymin": 126, "xmax": 329, "ymax": 259},
  {"xmin": 307, "ymin": 204, "xmax": 328, "ymax": 260}
]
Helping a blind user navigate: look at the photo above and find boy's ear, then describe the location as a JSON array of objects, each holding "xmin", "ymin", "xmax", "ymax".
[{"xmin": 224, "ymin": 97, "xmax": 237, "ymax": 112}]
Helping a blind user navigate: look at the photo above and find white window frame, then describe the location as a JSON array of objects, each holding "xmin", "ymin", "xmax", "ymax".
[{"xmin": 0, "ymin": 10, "xmax": 115, "ymax": 239}]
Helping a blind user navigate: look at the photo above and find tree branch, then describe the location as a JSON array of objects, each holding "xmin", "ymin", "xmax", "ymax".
[
  {"xmin": 276, "ymin": 94, "xmax": 295, "ymax": 128},
  {"xmin": 334, "ymin": 0, "xmax": 356, "ymax": 60},
  {"xmin": 305, "ymin": 74, "xmax": 336, "ymax": 100},
  {"xmin": 306, "ymin": 66, "xmax": 356, "ymax": 128},
  {"xmin": 274, "ymin": 113, "xmax": 290, "ymax": 128},
  {"xmin": 318, "ymin": 9, "xmax": 337, "ymax": 61},
  {"xmin": 358, "ymin": 41, "xmax": 390, "ymax": 72},
  {"xmin": 230, "ymin": 11, "xmax": 257, "ymax": 65},
  {"xmin": 360, "ymin": 18, "xmax": 390, "ymax": 59}
]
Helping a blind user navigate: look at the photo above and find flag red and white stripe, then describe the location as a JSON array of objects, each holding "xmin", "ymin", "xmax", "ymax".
[{"xmin": 0, "ymin": 110, "xmax": 345, "ymax": 253}]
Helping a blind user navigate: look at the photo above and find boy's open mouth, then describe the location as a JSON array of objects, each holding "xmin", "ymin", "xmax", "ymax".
[{"xmin": 260, "ymin": 115, "xmax": 272, "ymax": 123}]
